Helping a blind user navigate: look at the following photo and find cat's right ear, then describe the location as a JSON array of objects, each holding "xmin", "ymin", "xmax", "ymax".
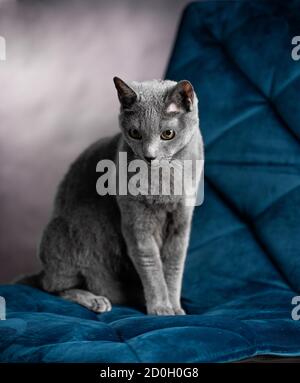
[
  {"xmin": 165, "ymin": 80, "xmax": 194, "ymax": 114},
  {"xmin": 113, "ymin": 77, "xmax": 137, "ymax": 109}
]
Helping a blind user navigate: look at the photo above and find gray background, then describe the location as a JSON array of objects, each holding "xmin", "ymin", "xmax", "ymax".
[{"xmin": 0, "ymin": 0, "xmax": 191, "ymax": 283}]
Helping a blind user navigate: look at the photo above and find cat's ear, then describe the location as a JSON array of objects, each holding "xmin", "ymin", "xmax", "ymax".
[
  {"xmin": 113, "ymin": 77, "xmax": 137, "ymax": 109},
  {"xmin": 165, "ymin": 80, "xmax": 194, "ymax": 114}
]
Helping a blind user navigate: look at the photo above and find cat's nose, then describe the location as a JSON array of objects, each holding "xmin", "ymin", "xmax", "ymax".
[{"xmin": 144, "ymin": 156, "xmax": 156, "ymax": 163}]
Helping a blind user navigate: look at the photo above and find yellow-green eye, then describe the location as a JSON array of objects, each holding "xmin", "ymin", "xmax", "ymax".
[
  {"xmin": 129, "ymin": 128, "xmax": 142, "ymax": 140},
  {"xmin": 161, "ymin": 129, "xmax": 175, "ymax": 140}
]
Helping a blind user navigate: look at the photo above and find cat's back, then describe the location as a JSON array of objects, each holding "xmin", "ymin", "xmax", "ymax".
[{"xmin": 54, "ymin": 133, "xmax": 122, "ymax": 215}]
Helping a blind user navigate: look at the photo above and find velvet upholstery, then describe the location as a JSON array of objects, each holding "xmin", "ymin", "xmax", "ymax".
[{"xmin": 1, "ymin": 0, "xmax": 300, "ymax": 362}]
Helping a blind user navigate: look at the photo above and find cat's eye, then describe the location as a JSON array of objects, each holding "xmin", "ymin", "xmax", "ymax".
[
  {"xmin": 160, "ymin": 129, "xmax": 175, "ymax": 140},
  {"xmin": 128, "ymin": 128, "xmax": 142, "ymax": 140}
]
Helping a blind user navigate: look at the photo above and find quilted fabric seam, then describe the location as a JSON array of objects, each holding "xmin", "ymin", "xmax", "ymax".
[
  {"xmin": 111, "ymin": 325, "xmax": 142, "ymax": 362},
  {"xmin": 196, "ymin": 20, "xmax": 300, "ymax": 145},
  {"xmin": 188, "ymin": 223, "xmax": 245, "ymax": 252},
  {"xmin": 254, "ymin": 182, "xmax": 300, "ymax": 220},
  {"xmin": 218, "ymin": 40, "xmax": 300, "ymax": 145},
  {"xmin": 204, "ymin": 176, "xmax": 295, "ymax": 291},
  {"xmin": 274, "ymin": 71, "xmax": 300, "ymax": 99},
  {"xmin": 124, "ymin": 324, "xmax": 257, "ymax": 362},
  {"xmin": 205, "ymin": 104, "xmax": 266, "ymax": 149}
]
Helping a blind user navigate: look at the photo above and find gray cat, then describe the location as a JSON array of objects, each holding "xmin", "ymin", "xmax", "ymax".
[{"xmin": 22, "ymin": 78, "xmax": 203, "ymax": 316}]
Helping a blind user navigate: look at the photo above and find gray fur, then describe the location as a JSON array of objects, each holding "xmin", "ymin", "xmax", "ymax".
[{"xmin": 34, "ymin": 78, "xmax": 203, "ymax": 315}]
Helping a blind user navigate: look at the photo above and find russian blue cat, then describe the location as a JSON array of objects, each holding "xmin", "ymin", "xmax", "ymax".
[{"xmin": 21, "ymin": 78, "xmax": 203, "ymax": 315}]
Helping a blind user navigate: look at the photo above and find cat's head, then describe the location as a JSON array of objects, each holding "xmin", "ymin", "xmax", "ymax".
[{"xmin": 113, "ymin": 77, "xmax": 199, "ymax": 163}]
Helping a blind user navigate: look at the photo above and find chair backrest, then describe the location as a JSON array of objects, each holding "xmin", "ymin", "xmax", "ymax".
[{"xmin": 166, "ymin": 0, "xmax": 300, "ymax": 297}]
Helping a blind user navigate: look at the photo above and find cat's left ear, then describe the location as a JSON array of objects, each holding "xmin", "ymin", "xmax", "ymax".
[
  {"xmin": 113, "ymin": 77, "xmax": 137, "ymax": 109},
  {"xmin": 165, "ymin": 80, "xmax": 194, "ymax": 114}
]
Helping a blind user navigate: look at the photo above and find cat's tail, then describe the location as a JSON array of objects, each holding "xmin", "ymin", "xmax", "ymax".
[{"xmin": 13, "ymin": 271, "xmax": 44, "ymax": 289}]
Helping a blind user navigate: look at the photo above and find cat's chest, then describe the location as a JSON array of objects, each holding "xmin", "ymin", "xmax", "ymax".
[{"xmin": 134, "ymin": 191, "xmax": 185, "ymax": 205}]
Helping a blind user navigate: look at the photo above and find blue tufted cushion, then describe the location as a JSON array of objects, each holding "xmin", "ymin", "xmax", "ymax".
[{"xmin": 1, "ymin": 0, "xmax": 300, "ymax": 362}]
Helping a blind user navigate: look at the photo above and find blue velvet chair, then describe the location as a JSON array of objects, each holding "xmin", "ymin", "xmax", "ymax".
[{"xmin": 1, "ymin": 0, "xmax": 300, "ymax": 362}]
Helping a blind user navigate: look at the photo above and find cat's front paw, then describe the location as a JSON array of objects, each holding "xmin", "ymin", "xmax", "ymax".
[
  {"xmin": 173, "ymin": 306, "xmax": 186, "ymax": 315},
  {"xmin": 147, "ymin": 304, "xmax": 175, "ymax": 316}
]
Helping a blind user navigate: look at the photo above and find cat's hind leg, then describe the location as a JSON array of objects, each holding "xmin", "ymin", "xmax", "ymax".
[
  {"xmin": 41, "ymin": 267, "xmax": 113, "ymax": 313},
  {"xmin": 39, "ymin": 216, "xmax": 112, "ymax": 313},
  {"xmin": 60, "ymin": 289, "xmax": 112, "ymax": 313}
]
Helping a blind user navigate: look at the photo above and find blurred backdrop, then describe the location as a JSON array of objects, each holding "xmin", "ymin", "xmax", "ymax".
[{"xmin": 0, "ymin": 0, "xmax": 191, "ymax": 283}]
